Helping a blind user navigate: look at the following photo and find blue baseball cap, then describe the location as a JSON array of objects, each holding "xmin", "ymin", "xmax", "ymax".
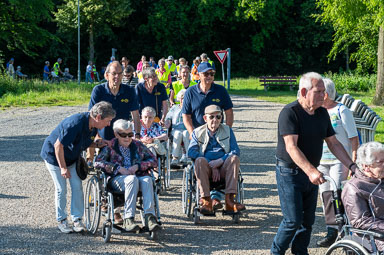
[{"xmin": 197, "ymin": 62, "xmax": 214, "ymax": 73}]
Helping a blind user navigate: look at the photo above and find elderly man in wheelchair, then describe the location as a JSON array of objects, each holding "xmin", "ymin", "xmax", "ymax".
[
  {"xmin": 337, "ymin": 141, "xmax": 384, "ymax": 253},
  {"xmin": 94, "ymin": 119, "xmax": 161, "ymax": 233},
  {"xmin": 188, "ymin": 104, "xmax": 245, "ymax": 215}
]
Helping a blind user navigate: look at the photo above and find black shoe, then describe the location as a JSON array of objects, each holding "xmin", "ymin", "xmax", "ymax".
[
  {"xmin": 317, "ymin": 228, "xmax": 338, "ymax": 247},
  {"xmin": 145, "ymin": 214, "xmax": 161, "ymax": 232}
]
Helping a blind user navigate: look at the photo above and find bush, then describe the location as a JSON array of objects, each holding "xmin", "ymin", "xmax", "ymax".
[{"xmin": 323, "ymin": 72, "xmax": 376, "ymax": 92}]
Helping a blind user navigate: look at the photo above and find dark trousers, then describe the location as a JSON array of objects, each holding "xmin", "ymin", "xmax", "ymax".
[{"xmin": 271, "ymin": 165, "xmax": 318, "ymax": 255}]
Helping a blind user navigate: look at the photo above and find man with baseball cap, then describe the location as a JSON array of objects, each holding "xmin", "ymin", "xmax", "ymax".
[
  {"xmin": 188, "ymin": 105, "xmax": 245, "ymax": 215},
  {"xmin": 182, "ymin": 62, "xmax": 233, "ymax": 135},
  {"xmin": 165, "ymin": 55, "xmax": 177, "ymax": 81}
]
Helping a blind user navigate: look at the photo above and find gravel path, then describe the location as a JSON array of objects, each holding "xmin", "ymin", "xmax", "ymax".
[{"xmin": 0, "ymin": 95, "xmax": 328, "ymax": 254}]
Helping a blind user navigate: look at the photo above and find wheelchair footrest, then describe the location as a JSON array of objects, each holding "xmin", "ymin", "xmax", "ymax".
[
  {"xmin": 197, "ymin": 209, "xmax": 216, "ymax": 217},
  {"xmin": 222, "ymin": 210, "xmax": 241, "ymax": 216}
]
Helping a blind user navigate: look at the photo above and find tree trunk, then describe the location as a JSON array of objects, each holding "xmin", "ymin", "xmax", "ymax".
[
  {"xmin": 89, "ymin": 24, "xmax": 94, "ymax": 62},
  {"xmin": 373, "ymin": 26, "xmax": 384, "ymax": 105}
]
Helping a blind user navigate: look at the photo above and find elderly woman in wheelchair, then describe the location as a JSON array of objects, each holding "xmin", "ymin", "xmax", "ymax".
[
  {"xmin": 94, "ymin": 119, "xmax": 161, "ymax": 234},
  {"xmin": 165, "ymin": 89, "xmax": 190, "ymax": 166},
  {"xmin": 337, "ymin": 141, "xmax": 384, "ymax": 253}
]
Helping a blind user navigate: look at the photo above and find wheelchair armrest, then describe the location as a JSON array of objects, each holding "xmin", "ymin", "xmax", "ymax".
[{"xmin": 349, "ymin": 227, "xmax": 384, "ymax": 239}]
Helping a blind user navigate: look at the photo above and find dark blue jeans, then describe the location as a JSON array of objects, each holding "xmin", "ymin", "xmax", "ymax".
[{"xmin": 271, "ymin": 166, "xmax": 318, "ymax": 255}]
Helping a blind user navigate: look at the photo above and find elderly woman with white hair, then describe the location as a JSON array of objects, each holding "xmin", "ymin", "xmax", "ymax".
[
  {"xmin": 316, "ymin": 78, "xmax": 359, "ymax": 247},
  {"xmin": 165, "ymin": 89, "xmax": 190, "ymax": 165},
  {"xmin": 140, "ymin": 106, "xmax": 168, "ymax": 156},
  {"xmin": 342, "ymin": 141, "xmax": 384, "ymax": 252},
  {"xmin": 94, "ymin": 119, "xmax": 160, "ymax": 233}
]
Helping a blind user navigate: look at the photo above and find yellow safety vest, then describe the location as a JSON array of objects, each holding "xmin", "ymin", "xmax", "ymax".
[
  {"xmin": 156, "ymin": 69, "xmax": 171, "ymax": 94},
  {"xmin": 53, "ymin": 62, "xmax": 60, "ymax": 75},
  {"xmin": 171, "ymin": 80, "xmax": 197, "ymax": 104},
  {"xmin": 208, "ymin": 60, "xmax": 214, "ymax": 66},
  {"xmin": 165, "ymin": 62, "xmax": 176, "ymax": 73},
  {"xmin": 137, "ymin": 72, "xmax": 143, "ymax": 80}
]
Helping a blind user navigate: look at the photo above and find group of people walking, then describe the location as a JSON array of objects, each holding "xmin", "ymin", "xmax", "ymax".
[{"xmin": 39, "ymin": 54, "xmax": 384, "ymax": 254}]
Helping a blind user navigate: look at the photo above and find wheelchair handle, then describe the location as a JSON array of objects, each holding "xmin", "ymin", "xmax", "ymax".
[{"xmin": 323, "ymin": 175, "xmax": 338, "ymax": 192}]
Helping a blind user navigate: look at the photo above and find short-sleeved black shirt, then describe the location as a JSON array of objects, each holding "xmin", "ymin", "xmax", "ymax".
[{"xmin": 276, "ymin": 100, "xmax": 335, "ymax": 167}]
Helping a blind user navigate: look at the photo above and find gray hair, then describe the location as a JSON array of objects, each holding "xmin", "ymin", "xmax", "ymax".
[
  {"xmin": 176, "ymin": 89, "xmax": 186, "ymax": 102},
  {"xmin": 105, "ymin": 61, "xmax": 122, "ymax": 76},
  {"xmin": 179, "ymin": 65, "xmax": 190, "ymax": 73},
  {"xmin": 323, "ymin": 78, "xmax": 336, "ymax": 100},
  {"xmin": 299, "ymin": 72, "xmax": 323, "ymax": 92},
  {"xmin": 356, "ymin": 142, "xmax": 384, "ymax": 169},
  {"xmin": 113, "ymin": 119, "xmax": 133, "ymax": 132},
  {"xmin": 142, "ymin": 67, "xmax": 156, "ymax": 79},
  {"xmin": 142, "ymin": 106, "xmax": 156, "ymax": 117},
  {"xmin": 200, "ymin": 53, "xmax": 208, "ymax": 60},
  {"xmin": 158, "ymin": 59, "xmax": 165, "ymax": 66},
  {"xmin": 90, "ymin": 101, "xmax": 116, "ymax": 119}
]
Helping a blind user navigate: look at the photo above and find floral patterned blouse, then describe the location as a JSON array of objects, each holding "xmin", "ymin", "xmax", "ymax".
[{"xmin": 140, "ymin": 121, "xmax": 165, "ymax": 138}]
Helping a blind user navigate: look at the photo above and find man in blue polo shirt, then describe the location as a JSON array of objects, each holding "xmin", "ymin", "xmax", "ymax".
[
  {"xmin": 182, "ymin": 62, "xmax": 234, "ymax": 134},
  {"xmin": 89, "ymin": 61, "xmax": 140, "ymax": 140}
]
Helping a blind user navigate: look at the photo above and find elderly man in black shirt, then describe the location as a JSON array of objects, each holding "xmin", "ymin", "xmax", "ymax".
[{"xmin": 271, "ymin": 72, "xmax": 357, "ymax": 255}]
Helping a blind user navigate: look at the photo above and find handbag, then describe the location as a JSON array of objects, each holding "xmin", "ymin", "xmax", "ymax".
[
  {"xmin": 322, "ymin": 190, "xmax": 344, "ymax": 226},
  {"xmin": 76, "ymin": 155, "xmax": 89, "ymax": 180}
]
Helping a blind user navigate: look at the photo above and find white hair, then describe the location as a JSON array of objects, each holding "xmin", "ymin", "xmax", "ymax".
[
  {"xmin": 176, "ymin": 89, "xmax": 186, "ymax": 102},
  {"xmin": 299, "ymin": 72, "xmax": 323, "ymax": 92},
  {"xmin": 113, "ymin": 119, "xmax": 133, "ymax": 132},
  {"xmin": 323, "ymin": 78, "xmax": 336, "ymax": 100},
  {"xmin": 356, "ymin": 142, "xmax": 384, "ymax": 169},
  {"xmin": 142, "ymin": 106, "xmax": 156, "ymax": 117}
]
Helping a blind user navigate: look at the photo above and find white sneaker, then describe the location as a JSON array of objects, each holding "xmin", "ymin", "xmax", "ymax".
[
  {"xmin": 180, "ymin": 154, "xmax": 188, "ymax": 163},
  {"xmin": 73, "ymin": 219, "xmax": 85, "ymax": 232},
  {"xmin": 58, "ymin": 219, "xmax": 73, "ymax": 234}
]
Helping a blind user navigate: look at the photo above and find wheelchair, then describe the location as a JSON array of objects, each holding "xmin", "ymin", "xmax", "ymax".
[
  {"xmin": 84, "ymin": 167, "xmax": 162, "ymax": 243},
  {"xmin": 181, "ymin": 160, "xmax": 245, "ymax": 224},
  {"xmin": 152, "ymin": 138, "xmax": 171, "ymax": 194},
  {"xmin": 323, "ymin": 175, "xmax": 384, "ymax": 255}
]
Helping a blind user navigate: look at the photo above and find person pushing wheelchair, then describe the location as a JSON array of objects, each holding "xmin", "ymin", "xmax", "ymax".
[{"xmin": 188, "ymin": 105, "xmax": 245, "ymax": 215}]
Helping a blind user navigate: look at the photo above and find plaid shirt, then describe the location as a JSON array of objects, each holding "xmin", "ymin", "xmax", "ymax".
[{"xmin": 94, "ymin": 138, "xmax": 157, "ymax": 177}]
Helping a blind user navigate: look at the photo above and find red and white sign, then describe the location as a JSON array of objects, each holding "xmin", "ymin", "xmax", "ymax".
[{"xmin": 213, "ymin": 50, "xmax": 228, "ymax": 64}]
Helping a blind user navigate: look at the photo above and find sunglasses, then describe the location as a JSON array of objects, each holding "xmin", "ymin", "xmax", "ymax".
[
  {"xmin": 203, "ymin": 72, "xmax": 215, "ymax": 77},
  {"xmin": 118, "ymin": 132, "xmax": 134, "ymax": 138},
  {"xmin": 208, "ymin": 114, "xmax": 222, "ymax": 120}
]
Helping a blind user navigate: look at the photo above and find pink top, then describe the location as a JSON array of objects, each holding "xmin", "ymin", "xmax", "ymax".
[{"xmin": 136, "ymin": 61, "xmax": 143, "ymax": 72}]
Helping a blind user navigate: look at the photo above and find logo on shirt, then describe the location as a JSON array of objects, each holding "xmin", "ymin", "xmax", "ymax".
[
  {"xmin": 90, "ymin": 136, "xmax": 95, "ymax": 140},
  {"xmin": 154, "ymin": 92, "xmax": 161, "ymax": 96},
  {"xmin": 212, "ymin": 98, "xmax": 221, "ymax": 103},
  {"xmin": 121, "ymin": 98, "xmax": 129, "ymax": 103}
]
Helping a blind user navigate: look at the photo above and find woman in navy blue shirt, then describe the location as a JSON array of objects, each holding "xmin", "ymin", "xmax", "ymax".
[{"xmin": 40, "ymin": 101, "xmax": 116, "ymax": 233}]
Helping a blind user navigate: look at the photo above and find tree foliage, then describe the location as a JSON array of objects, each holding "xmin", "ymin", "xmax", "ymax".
[{"xmin": 0, "ymin": 0, "xmax": 55, "ymax": 57}]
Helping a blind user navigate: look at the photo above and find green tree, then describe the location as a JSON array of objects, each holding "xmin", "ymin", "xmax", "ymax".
[
  {"xmin": 315, "ymin": 0, "xmax": 384, "ymax": 105},
  {"xmin": 0, "ymin": 0, "xmax": 55, "ymax": 57},
  {"xmin": 54, "ymin": 0, "xmax": 133, "ymax": 62}
]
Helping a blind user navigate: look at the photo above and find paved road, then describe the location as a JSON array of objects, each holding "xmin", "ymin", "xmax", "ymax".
[{"xmin": 0, "ymin": 95, "xmax": 328, "ymax": 254}]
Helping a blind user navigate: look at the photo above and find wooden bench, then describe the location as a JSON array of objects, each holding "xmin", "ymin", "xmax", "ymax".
[{"xmin": 259, "ymin": 76, "xmax": 298, "ymax": 91}]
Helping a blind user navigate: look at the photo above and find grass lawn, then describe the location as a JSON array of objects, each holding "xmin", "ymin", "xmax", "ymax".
[{"xmin": 219, "ymin": 77, "xmax": 384, "ymax": 143}]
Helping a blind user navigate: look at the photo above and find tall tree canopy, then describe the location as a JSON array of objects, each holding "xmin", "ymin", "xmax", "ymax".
[
  {"xmin": 316, "ymin": 0, "xmax": 384, "ymax": 105},
  {"xmin": 0, "ymin": 0, "xmax": 55, "ymax": 57},
  {"xmin": 54, "ymin": 0, "xmax": 133, "ymax": 62}
]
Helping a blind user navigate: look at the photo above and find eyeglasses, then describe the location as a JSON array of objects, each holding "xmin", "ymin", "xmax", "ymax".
[
  {"xmin": 203, "ymin": 72, "xmax": 215, "ymax": 77},
  {"xmin": 208, "ymin": 114, "xmax": 222, "ymax": 120},
  {"xmin": 109, "ymin": 72, "xmax": 122, "ymax": 76},
  {"xmin": 118, "ymin": 132, "xmax": 134, "ymax": 138}
]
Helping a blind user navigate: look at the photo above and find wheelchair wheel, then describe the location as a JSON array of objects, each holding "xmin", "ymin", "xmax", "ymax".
[
  {"xmin": 157, "ymin": 158, "xmax": 165, "ymax": 193},
  {"xmin": 182, "ymin": 167, "xmax": 192, "ymax": 216},
  {"xmin": 84, "ymin": 175, "xmax": 101, "ymax": 235},
  {"xmin": 326, "ymin": 240, "xmax": 370, "ymax": 255},
  {"xmin": 102, "ymin": 221, "xmax": 112, "ymax": 243},
  {"xmin": 193, "ymin": 208, "xmax": 200, "ymax": 224},
  {"xmin": 164, "ymin": 152, "xmax": 171, "ymax": 189}
]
